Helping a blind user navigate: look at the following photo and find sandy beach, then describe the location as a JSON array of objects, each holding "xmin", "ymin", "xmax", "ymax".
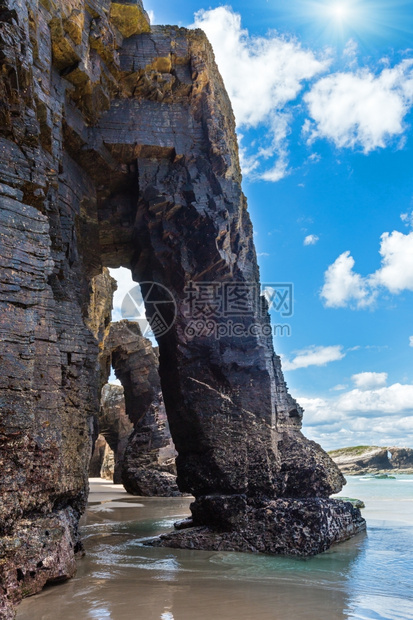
[{"xmin": 15, "ymin": 476, "xmax": 413, "ymax": 620}]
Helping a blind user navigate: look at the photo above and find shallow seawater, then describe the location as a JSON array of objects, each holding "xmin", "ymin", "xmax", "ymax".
[{"xmin": 17, "ymin": 477, "xmax": 413, "ymax": 620}]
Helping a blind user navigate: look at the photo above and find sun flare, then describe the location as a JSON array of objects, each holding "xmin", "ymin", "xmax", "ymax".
[{"xmin": 330, "ymin": 3, "xmax": 349, "ymax": 21}]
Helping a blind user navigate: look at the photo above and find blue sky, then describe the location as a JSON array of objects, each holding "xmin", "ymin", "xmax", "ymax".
[{"xmin": 111, "ymin": 0, "xmax": 413, "ymax": 450}]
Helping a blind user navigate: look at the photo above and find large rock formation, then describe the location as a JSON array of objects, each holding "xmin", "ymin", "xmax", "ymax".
[
  {"xmin": 330, "ymin": 445, "xmax": 413, "ymax": 474},
  {"xmin": 89, "ymin": 432, "xmax": 110, "ymax": 476},
  {"xmin": 100, "ymin": 437, "xmax": 115, "ymax": 479},
  {"xmin": 389, "ymin": 447, "xmax": 413, "ymax": 470},
  {"xmin": 153, "ymin": 497, "xmax": 365, "ymax": 557},
  {"xmin": 100, "ymin": 321, "xmax": 179, "ymax": 494},
  {"xmin": 0, "ymin": 0, "xmax": 364, "ymax": 615},
  {"xmin": 97, "ymin": 383, "xmax": 132, "ymax": 483}
]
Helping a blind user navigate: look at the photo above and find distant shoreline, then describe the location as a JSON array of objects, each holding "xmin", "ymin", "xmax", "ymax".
[
  {"xmin": 328, "ymin": 445, "xmax": 413, "ymax": 476},
  {"xmin": 343, "ymin": 469, "xmax": 413, "ymax": 476}
]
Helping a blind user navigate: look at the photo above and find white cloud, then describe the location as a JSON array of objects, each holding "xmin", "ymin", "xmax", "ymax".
[
  {"xmin": 260, "ymin": 154, "xmax": 290, "ymax": 182},
  {"xmin": 351, "ymin": 371, "xmax": 388, "ymax": 390},
  {"xmin": 304, "ymin": 60, "xmax": 413, "ymax": 152},
  {"xmin": 337, "ymin": 383, "xmax": 413, "ymax": 414},
  {"xmin": 321, "ymin": 228, "xmax": 413, "ymax": 308},
  {"xmin": 109, "ymin": 267, "xmax": 135, "ymax": 322},
  {"xmin": 281, "ymin": 345, "xmax": 345, "ymax": 371},
  {"xmin": 331, "ymin": 384, "xmax": 348, "ymax": 391},
  {"xmin": 147, "ymin": 9, "xmax": 155, "ymax": 23},
  {"xmin": 108, "ymin": 368, "xmax": 121, "ymax": 386},
  {"xmin": 320, "ymin": 251, "xmax": 376, "ymax": 308},
  {"xmin": 193, "ymin": 7, "xmax": 328, "ymax": 125},
  {"xmin": 109, "ymin": 268, "xmax": 158, "ymax": 346},
  {"xmin": 410, "ymin": 336, "xmax": 413, "ymax": 347},
  {"xmin": 298, "ymin": 397, "xmax": 333, "ymax": 425},
  {"xmin": 400, "ymin": 210, "xmax": 413, "ymax": 228},
  {"xmin": 300, "ymin": 382, "xmax": 413, "ymax": 450},
  {"xmin": 342, "ymin": 39, "xmax": 358, "ymax": 67},
  {"xmin": 192, "ymin": 7, "xmax": 329, "ymax": 180},
  {"xmin": 300, "ymin": 383, "xmax": 413, "ymax": 419},
  {"xmin": 304, "ymin": 234, "xmax": 319, "ymax": 246},
  {"xmin": 237, "ymin": 133, "xmax": 260, "ymax": 176},
  {"xmin": 371, "ymin": 230, "xmax": 413, "ymax": 293}
]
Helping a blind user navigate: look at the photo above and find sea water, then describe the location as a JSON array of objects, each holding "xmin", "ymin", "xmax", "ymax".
[{"xmin": 17, "ymin": 476, "xmax": 413, "ymax": 620}]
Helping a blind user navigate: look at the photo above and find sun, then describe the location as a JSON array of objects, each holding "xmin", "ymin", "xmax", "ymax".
[
  {"xmin": 329, "ymin": 3, "xmax": 350, "ymax": 21},
  {"xmin": 290, "ymin": 0, "xmax": 398, "ymax": 47}
]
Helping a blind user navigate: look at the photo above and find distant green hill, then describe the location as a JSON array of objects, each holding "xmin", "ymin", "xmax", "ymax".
[{"xmin": 328, "ymin": 446, "xmax": 380, "ymax": 457}]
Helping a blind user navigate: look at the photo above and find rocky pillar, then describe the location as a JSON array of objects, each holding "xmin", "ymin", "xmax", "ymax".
[
  {"xmin": 89, "ymin": 434, "xmax": 109, "ymax": 477},
  {"xmin": 101, "ymin": 321, "xmax": 179, "ymax": 496},
  {"xmin": 98, "ymin": 384, "xmax": 132, "ymax": 483}
]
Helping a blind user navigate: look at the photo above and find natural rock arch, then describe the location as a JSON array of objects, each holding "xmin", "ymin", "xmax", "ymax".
[{"xmin": 0, "ymin": 1, "xmax": 364, "ymax": 616}]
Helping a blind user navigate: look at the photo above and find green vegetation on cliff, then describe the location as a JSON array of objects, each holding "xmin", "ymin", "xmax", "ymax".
[{"xmin": 328, "ymin": 446, "xmax": 381, "ymax": 457}]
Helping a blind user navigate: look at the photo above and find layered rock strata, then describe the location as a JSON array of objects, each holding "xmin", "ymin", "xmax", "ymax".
[
  {"xmin": 0, "ymin": 0, "xmax": 364, "ymax": 615},
  {"xmin": 89, "ymin": 431, "xmax": 116, "ymax": 479},
  {"xmin": 100, "ymin": 321, "xmax": 179, "ymax": 494},
  {"xmin": 330, "ymin": 446, "xmax": 413, "ymax": 475},
  {"xmin": 100, "ymin": 439, "xmax": 115, "ymax": 479},
  {"xmin": 96, "ymin": 384, "xmax": 132, "ymax": 483},
  {"xmin": 89, "ymin": 433, "xmax": 109, "ymax": 477}
]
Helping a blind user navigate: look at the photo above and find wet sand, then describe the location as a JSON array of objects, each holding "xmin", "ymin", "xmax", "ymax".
[{"xmin": 17, "ymin": 477, "xmax": 413, "ymax": 620}]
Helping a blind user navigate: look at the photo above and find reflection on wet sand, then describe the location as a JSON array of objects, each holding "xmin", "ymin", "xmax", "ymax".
[{"xmin": 17, "ymin": 479, "xmax": 413, "ymax": 620}]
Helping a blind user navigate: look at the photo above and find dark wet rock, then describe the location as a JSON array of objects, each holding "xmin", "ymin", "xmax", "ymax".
[
  {"xmin": 338, "ymin": 497, "xmax": 366, "ymax": 509},
  {"xmin": 278, "ymin": 431, "xmax": 346, "ymax": 498},
  {"xmin": 152, "ymin": 498, "xmax": 366, "ymax": 557},
  {"xmin": 0, "ymin": 508, "xmax": 80, "ymax": 619}
]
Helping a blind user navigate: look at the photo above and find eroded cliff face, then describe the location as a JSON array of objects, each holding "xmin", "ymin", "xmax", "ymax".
[
  {"xmin": 100, "ymin": 320, "xmax": 179, "ymax": 495},
  {"xmin": 89, "ymin": 432, "xmax": 110, "ymax": 476},
  {"xmin": 0, "ymin": 0, "xmax": 364, "ymax": 615},
  {"xmin": 91, "ymin": 385, "xmax": 132, "ymax": 482}
]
